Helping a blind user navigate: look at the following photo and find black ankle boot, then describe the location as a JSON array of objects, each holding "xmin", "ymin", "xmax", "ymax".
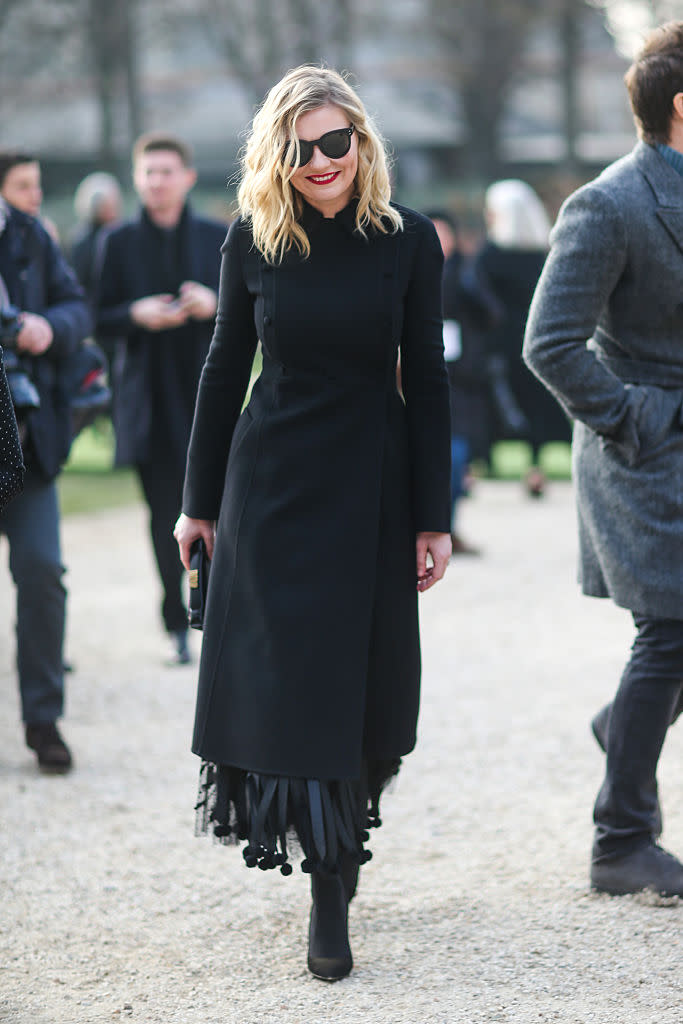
[
  {"xmin": 340, "ymin": 853, "xmax": 359, "ymax": 902},
  {"xmin": 307, "ymin": 871, "xmax": 353, "ymax": 981}
]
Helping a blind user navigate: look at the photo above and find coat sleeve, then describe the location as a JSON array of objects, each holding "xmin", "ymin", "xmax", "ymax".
[
  {"xmin": 522, "ymin": 184, "xmax": 634, "ymax": 440},
  {"xmin": 399, "ymin": 217, "xmax": 452, "ymax": 533},
  {"xmin": 94, "ymin": 229, "xmax": 137, "ymax": 337},
  {"xmin": 0, "ymin": 348, "xmax": 24, "ymax": 511},
  {"xmin": 41, "ymin": 232, "xmax": 92, "ymax": 359},
  {"xmin": 182, "ymin": 219, "xmax": 258, "ymax": 519}
]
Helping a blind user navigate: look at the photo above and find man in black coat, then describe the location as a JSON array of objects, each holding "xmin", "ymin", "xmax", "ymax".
[
  {"xmin": 95, "ymin": 133, "xmax": 226, "ymax": 664},
  {"xmin": 0, "ymin": 195, "xmax": 91, "ymax": 773}
]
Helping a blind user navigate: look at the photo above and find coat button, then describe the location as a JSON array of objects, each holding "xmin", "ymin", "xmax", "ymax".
[{"xmin": 263, "ymin": 315, "xmax": 272, "ymax": 326}]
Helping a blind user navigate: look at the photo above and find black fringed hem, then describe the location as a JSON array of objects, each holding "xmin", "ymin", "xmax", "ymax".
[{"xmin": 194, "ymin": 758, "xmax": 401, "ymax": 876}]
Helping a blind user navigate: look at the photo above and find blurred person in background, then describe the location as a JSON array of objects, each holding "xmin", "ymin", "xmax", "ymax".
[
  {"xmin": 69, "ymin": 172, "xmax": 123, "ymax": 302},
  {"xmin": 476, "ymin": 179, "xmax": 571, "ymax": 496},
  {"xmin": 0, "ymin": 346, "xmax": 24, "ymax": 511},
  {"xmin": 0, "ymin": 185, "xmax": 91, "ymax": 773},
  {"xmin": 68, "ymin": 172, "xmax": 124, "ymax": 381},
  {"xmin": 0, "ymin": 150, "xmax": 60, "ymax": 242},
  {"xmin": 95, "ymin": 133, "xmax": 225, "ymax": 666},
  {"xmin": 524, "ymin": 21, "xmax": 683, "ymax": 897},
  {"xmin": 427, "ymin": 209, "xmax": 500, "ymax": 555},
  {"xmin": 174, "ymin": 65, "xmax": 451, "ymax": 981}
]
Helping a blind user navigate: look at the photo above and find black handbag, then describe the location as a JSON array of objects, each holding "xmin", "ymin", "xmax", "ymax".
[{"xmin": 188, "ymin": 538, "xmax": 210, "ymax": 630}]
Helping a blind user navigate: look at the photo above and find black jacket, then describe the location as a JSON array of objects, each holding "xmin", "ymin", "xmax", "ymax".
[
  {"xmin": 0, "ymin": 206, "xmax": 91, "ymax": 481},
  {"xmin": 476, "ymin": 240, "xmax": 571, "ymax": 448},
  {"xmin": 95, "ymin": 204, "xmax": 227, "ymax": 467},
  {"xmin": 442, "ymin": 250, "xmax": 500, "ymax": 454}
]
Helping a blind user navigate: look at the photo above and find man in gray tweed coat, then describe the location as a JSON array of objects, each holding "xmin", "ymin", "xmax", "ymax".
[{"xmin": 524, "ymin": 22, "xmax": 683, "ymax": 896}]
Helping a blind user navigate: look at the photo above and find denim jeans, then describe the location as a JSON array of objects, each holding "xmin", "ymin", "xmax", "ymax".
[
  {"xmin": 0, "ymin": 470, "xmax": 66, "ymax": 724},
  {"xmin": 450, "ymin": 436, "xmax": 470, "ymax": 528},
  {"xmin": 593, "ymin": 615, "xmax": 683, "ymax": 861}
]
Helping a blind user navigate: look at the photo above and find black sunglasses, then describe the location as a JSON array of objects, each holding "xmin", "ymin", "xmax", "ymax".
[{"xmin": 289, "ymin": 125, "xmax": 355, "ymax": 167}]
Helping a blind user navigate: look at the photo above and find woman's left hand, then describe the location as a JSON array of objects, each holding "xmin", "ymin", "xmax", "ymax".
[
  {"xmin": 416, "ymin": 531, "xmax": 452, "ymax": 592},
  {"xmin": 174, "ymin": 513, "xmax": 216, "ymax": 570}
]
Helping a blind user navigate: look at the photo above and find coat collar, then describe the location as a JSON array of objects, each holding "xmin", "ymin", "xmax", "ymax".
[
  {"xmin": 300, "ymin": 197, "xmax": 361, "ymax": 238},
  {"xmin": 138, "ymin": 200, "xmax": 192, "ymax": 234},
  {"xmin": 135, "ymin": 201, "xmax": 201, "ymax": 286},
  {"xmin": 635, "ymin": 141, "xmax": 683, "ymax": 252}
]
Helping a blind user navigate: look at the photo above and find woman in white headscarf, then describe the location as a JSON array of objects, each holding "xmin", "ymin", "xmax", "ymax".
[{"xmin": 476, "ymin": 179, "xmax": 571, "ymax": 495}]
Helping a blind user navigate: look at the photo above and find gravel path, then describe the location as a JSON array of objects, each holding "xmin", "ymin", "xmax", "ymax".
[{"xmin": 1, "ymin": 479, "xmax": 682, "ymax": 1024}]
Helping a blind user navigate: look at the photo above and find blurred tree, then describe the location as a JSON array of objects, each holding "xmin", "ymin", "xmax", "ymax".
[
  {"xmin": 559, "ymin": 0, "xmax": 584, "ymax": 172},
  {"xmin": 429, "ymin": 0, "xmax": 573, "ymax": 179},
  {"xmin": 0, "ymin": 0, "xmax": 77, "ymax": 99},
  {"xmin": 162, "ymin": 0, "xmax": 354, "ymax": 109},
  {"xmin": 0, "ymin": 0, "xmax": 141, "ymax": 167},
  {"xmin": 0, "ymin": 0, "xmax": 22, "ymax": 18},
  {"xmin": 85, "ymin": 0, "xmax": 141, "ymax": 169}
]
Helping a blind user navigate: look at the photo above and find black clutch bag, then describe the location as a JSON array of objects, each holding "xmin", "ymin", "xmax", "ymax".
[{"xmin": 188, "ymin": 538, "xmax": 210, "ymax": 630}]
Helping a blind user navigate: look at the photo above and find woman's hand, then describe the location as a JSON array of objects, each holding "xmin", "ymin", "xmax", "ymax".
[
  {"xmin": 416, "ymin": 531, "xmax": 452, "ymax": 592},
  {"xmin": 174, "ymin": 514, "xmax": 216, "ymax": 571}
]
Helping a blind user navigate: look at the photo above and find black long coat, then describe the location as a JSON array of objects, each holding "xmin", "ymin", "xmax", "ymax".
[
  {"xmin": 95, "ymin": 205, "xmax": 226, "ymax": 468},
  {"xmin": 476, "ymin": 241, "xmax": 571, "ymax": 450},
  {"xmin": 182, "ymin": 202, "xmax": 451, "ymax": 782}
]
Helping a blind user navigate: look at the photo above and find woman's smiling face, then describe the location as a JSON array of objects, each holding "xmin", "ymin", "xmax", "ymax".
[{"xmin": 289, "ymin": 104, "xmax": 358, "ymax": 219}]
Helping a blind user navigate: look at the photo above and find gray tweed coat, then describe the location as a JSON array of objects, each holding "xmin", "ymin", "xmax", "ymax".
[{"xmin": 524, "ymin": 141, "xmax": 683, "ymax": 618}]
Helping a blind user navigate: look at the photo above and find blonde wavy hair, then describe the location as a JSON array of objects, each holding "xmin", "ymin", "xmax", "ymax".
[{"xmin": 237, "ymin": 65, "xmax": 403, "ymax": 263}]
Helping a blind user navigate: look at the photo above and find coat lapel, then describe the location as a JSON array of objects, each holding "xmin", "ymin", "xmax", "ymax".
[
  {"xmin": 636, "ymin": 142, "xmax": 683, "ymax": 253},
  {"xmin": 656, "ymin": 208, "xmax": 683, "ymax": 253}
]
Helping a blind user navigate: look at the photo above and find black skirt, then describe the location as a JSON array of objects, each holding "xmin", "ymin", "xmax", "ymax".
[{"xmin": 195, "ymin": 758, "xmax": 401, "ymax": 876}]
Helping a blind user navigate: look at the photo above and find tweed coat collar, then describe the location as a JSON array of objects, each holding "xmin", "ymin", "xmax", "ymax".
[{"xmin": 634, "ymin": 141, "xmax": 683, "ymax": 253}]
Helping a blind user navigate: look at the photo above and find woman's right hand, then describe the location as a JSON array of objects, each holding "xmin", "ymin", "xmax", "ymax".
[{"xmin": 174, "ymin": 514, "xmax": 215, "ymax": 570}]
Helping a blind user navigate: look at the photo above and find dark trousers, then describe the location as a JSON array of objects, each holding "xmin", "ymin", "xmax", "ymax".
[
  {"xmin": 0, "ymin": 471, "xmax": 66, "ymax": 724},
  {"xmin": 449, "ymin": 436, "xmax": 469, "ymax": 528},
  {"xmin": 593, "ymin": 615, "xmax": 683, "ymax": 861},
  {"xmin": 136, "ymin": 459, "xmax": 187, "ymax": 634}
]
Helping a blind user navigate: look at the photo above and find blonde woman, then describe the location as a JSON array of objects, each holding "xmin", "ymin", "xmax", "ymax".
[{"xmin": 174, "ymin": 65, "xmax": 451, "ymax": 980}]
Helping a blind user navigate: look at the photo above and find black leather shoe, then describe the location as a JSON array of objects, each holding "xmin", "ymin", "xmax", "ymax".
[
  {"xmin": 25, "ymin": 722, "xmax": 73, "ymax": 774},
  {"xmin": 591, "ymin": 843, "xmax": 683, "ymax": 896},
  {"xmin": 308, "ymin": 871, "xmax": 353, "ymax": 981},
  {"xmin": 591, "ymin": 704, "xmax": 663, "ymax": 838}
]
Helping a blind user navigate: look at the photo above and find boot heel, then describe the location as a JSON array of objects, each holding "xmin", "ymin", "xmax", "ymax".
[{"xmin": 307, "ymin": 871, "xmax": 353, "ymax": 981}]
